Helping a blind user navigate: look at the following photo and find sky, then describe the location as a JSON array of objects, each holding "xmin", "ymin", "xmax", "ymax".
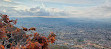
[{"xmin": 0, "ymin": 0, "xmax": 111, "ymax": 19}]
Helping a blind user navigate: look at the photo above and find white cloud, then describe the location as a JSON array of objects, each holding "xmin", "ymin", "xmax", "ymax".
[
  {"xmin": 4, "ymin": 0, "xmax": 12, "ymax": 2},
  {"xmin": 0, "ymin": 6, "xmax": 69, "ymax": 17},
  {"xmin": 0, "ymin": 0, "xmax": 19, "ymax": 7},
  {"xmin": 3, "ymin": 9, "xmax": 6, "ymax": 12},
  {"xmin": 13, "ymin": 5, "xmax": 30, "ymax": 10},
  {"xmin": 34, "ymin": 0, "xmax": 104, "ymax": 5},
  {"xmin": 20, "ymin": 6, "xmax": 69, "ymax": 16}
]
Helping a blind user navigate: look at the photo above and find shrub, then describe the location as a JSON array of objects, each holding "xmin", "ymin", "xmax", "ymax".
[{"xmin": 0, "ymin": 14, "xmax": 56, "ymax": 49}]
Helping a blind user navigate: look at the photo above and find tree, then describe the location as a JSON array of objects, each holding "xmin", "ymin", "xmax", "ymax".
[{"xmin": 0, "ymin": 14, "xmax": 56, "ymax": 49}]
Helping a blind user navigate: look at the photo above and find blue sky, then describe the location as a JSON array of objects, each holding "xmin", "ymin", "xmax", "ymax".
[{"xmin": 0, "ymin": 0, "xmax": 111, "ymax": 18}]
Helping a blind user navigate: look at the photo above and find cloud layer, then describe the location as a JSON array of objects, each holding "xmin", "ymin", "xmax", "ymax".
[
  {"xmin": 69, "ymin": 0, "xmax": 111, "ymax": 19},
  {"xmin": 0, "ymin": 0, "xmax": 111, "ymax": 19},
  {"xmin": 0, "ymin": 6, "xmax": 69, "ymax": 18}
]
